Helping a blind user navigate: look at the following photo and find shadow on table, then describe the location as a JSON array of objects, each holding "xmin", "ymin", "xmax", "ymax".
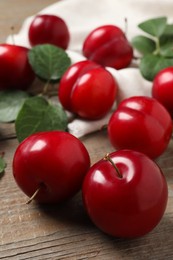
[
  {"xmin": 35, "ymin": 188, "xmax": 173, "ymax": 259},
  {"xmin": 37, "ymin": 191, "xmax": 93, "ymax": 228}
]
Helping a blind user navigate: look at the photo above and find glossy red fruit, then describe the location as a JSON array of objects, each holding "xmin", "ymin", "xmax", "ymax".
[
  {"xmin": 108, "ymin": 96, "xmax": 172, "ymax": 159},
  {"xmin": 58, "ymin": 60, "xmax": 118, "ymax": 119},
  {"xmin": 82, "ymin": 25, "xmax": 133, "ymax": 69},
  {"xmin": 28, "ymin": 14, "xmax": 70, "ymax": 49},
  {"xmin": 0, "ymin": 44, "xmax": 35, "ymax": 90},
  {"xmin": 13, "ymin": 131, "xmax": 90, "ymax": 204},
  {"xmin": 152, "ymin": 66, "xmax": 173, "ymax": 117},
  {"xmin": 82, "ymin": 149, "xmax": 168, "ymax": 238}
]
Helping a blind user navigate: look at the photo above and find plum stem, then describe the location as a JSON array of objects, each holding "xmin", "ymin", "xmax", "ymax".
[
  {"xmin": 124, "ymin": 17, "xmax": 128, "ymax": 36},
  {"xmin": 26, "ymin": 187, "xmax": 41, "ymax": 204},
  {"xmin": 10, "ymin": 26, "xmax": 15, "ymax": 45},
  {"xmin": 104, "ymin": 153, "xmax": 122, "ymax": 178}
]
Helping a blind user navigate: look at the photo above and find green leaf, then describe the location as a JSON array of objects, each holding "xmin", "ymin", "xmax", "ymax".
[
  {"xmin": 0, "ymin": 90, "xmax": 30, "ymax": 122},
  {"xmin": 138, "ymin": 17, "xmax": 167, "ymax": 38},
  {"xmin": 160, "ymin": 42, "xmax": 173, "ymax": 58},
  {"xmin": 28, "ymin": 44, "xmax": 71, "ymax": 82},
  {"xmin": 131, "ymin": 35, "xmax": 156, "ymax": 54},
  {"xmin": 160, "ymin": 34, "xmax": 173, "ymax": 46},
  {"xmin": 163, "ymin": 24, "xmax": 173, "ymax": 37},
  {"xmin": 0, "ymin": 156, "xmax": 6, "ymax": 177},
  {"xmin": 15, "ymin": 96, "xmax": 68, "ymax": 142},
  {"xmin": 140, "ymin": 54, "xmax": 173, "ymax": 81}
]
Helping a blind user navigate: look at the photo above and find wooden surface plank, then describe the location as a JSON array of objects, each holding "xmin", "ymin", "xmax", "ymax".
[{"xmin": 0, "ymin": 1, "xmax": 173, "ymax": 260}]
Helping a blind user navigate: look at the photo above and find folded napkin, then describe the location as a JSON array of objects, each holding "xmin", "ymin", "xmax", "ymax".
[{"xmin": 6, "ymin": 0, "xmax": 173, "ymax": 137}]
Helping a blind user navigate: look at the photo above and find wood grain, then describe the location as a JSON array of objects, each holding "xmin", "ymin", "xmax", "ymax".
[{"xmin": 1, "ymin": 1, "xmax": 173, "ymax": 259}]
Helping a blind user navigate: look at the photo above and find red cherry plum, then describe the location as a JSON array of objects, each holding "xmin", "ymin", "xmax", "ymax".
[
  {"xmin": 59, "ymin": 60, "xmax": 118, "ymax": 119},
  {"xmin": 28, "ymin": 14, "xmax": 70, "ymax": 49},
  {"xmin": 152, "ymin": 66, "xmax": 173, "ymax": 117},
  {"xmin": 0, "ymin": 44, "xmax": 35, "ymax": 90},
  {"xmin": 82, "ymin": 25, "xmax": 133, "ymax": 69},
  {"xmin": 13, "ymin": 131, "xmax": 90, "ymax": 203},
  {"xmin": 108, "ymin": 96, "xmax": 172, "ymax": 159},
  {"xmin": 82, "ymin": 150, "xmax": 168, "ymax": 238}
]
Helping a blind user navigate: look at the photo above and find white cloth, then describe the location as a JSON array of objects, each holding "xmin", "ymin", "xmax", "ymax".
[{"xmin": 6, "ymin": 0, "xmax": 173, "ymax": 137}]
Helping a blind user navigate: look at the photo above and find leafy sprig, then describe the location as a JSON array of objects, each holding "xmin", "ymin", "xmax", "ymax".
[
  {"xmin": 0, "ymin": 90, "xmax": 30, "ymax": 123},
  {"xmin": 0, "ymin": 44, "xmax": 71, "ymax": 143},
  {"xmin": 28, "ymin": 44, "xmax": 71, "ymax": 83},
  {"xmin": 15, "ymin": 96, "xmax": 68, "ymax": 142},
  {"xmin": 132, "ymin": 17, "xmax": 173, "ymax": 81}
]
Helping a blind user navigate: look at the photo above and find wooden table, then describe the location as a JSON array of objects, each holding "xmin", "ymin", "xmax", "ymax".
[{"xmin": 1, "ymin": 1, "xmax": 173, "ymax": 259}]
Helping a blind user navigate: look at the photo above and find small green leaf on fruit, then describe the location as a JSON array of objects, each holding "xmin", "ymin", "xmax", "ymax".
[
  {"xmin": 140, "ymin": 54, "xmax": 173, "ymax": 81},
  {"xmin": 131, "ymin": 35, "xmax": 156, "ymax": 55},
  {"xmin": 15, "ymin": 96, "xmax": 68, "ymax": 142},
  {"xmin": 0, "ymin": 155, "xmax": 6, "ymax": 177},
  {"xmin": 28, "ymin": 44, "xmax": 71, "ymax": 82},
  {"xmin": 138, "ymin": 17, "xmax": 167, "ymax": 38},
  {"xmin": 0, "ymin": 90, "xmax": 30, "ymax": 123}
]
